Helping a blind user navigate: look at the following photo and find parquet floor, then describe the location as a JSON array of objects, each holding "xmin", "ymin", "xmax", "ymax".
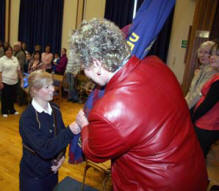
[
  {"xmin": 0, "ymin": 99, "xmax": 111, "ymax": 191},
  {"xmin": 207, "ymin": 143, "xmax": 219, "ymax": 189},
  {"xmin": 0, "ymin": 98, "xmax": 218, "ymax": 190}
]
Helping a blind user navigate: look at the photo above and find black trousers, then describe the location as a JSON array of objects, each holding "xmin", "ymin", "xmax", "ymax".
[
  {"xmin": 1, "ymin": 83, "xmax": 17, "ymax": 114},
  {"xmin": 194, "ymin": 126, "xmax": 219, "ymax": 157}
]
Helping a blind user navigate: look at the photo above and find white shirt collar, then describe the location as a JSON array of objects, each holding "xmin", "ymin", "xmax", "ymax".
[{"xmin": 32, "ymin": 99, "xmax": 52, "ymax": 115}]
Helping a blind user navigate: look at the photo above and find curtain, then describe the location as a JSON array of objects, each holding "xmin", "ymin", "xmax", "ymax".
[
  {"xmin": 0, "ymin": 0, "xmax": 5, "ymax": 41},
  {"xmin": 210, "ymin": 2, "xmax": 219, "ymax": 40},
  {"xmin": 18, "ymin": 0, "xmax": 64, "ymax": 54},
  {"xmin": 104, "ymin": 0, "xmax": 134, "ymax": 28}
]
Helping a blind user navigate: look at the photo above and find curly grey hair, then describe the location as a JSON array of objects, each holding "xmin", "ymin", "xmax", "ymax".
[{"xmin": 70, "ymin": 18, "xmax": 131, "ymax": 72}]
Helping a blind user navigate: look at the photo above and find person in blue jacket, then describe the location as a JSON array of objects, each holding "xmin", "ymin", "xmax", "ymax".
[{"xmin": 19, "ymin": 70, "xmax": 80, "ymax": 191}]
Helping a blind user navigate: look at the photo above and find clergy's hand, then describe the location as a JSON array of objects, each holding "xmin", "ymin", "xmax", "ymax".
[
  {"xmin": 76, "ymin": 109, "xmax": 89, "ymax": 128},
  {"xmin": 69, "ymin": 122, "xmax": 81, "ymax": 135}
]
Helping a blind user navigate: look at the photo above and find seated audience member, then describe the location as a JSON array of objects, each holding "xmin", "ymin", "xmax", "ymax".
[
  {"xmin": 41, "ymin": 45, "xmax": 53, "ymax": 73},
  {"xmin": 23, "ymin": 52, "xmax": 32, "ymax": 73},
  {"xmin": 185, "ymin": 41, "xmax": 217, "ymax": 110},
  {"xmin": 55, "ymin": 48, "xmax": 67, "ymax": 75},
  {"xmin": 19, "ymin": 70, "xmax": 81, "ymax": 191},
  {"xmin": 52, "ymin": 52, "xmax": 60, "ymax": 73},
  {"xmin": 72, "ymin": 18, "xmax": 208, "ymax": 191},
  {"xmin": 33, "ymin": 44, "xmax": 41, "ymax": 53},
  {"xmin": 21, "ymin": 42, "xmax": 29, "ymax": 55},
  {"xmin": 0, "ymin": 46, "xmax": 23, "ymax": 117},
  {"xmin": 28, "ymin": 51, "xmax": 44, "ymax": 73},
  {"xmin": 192, "ymin": 42, "xmax": 219, "ymax": 157}
]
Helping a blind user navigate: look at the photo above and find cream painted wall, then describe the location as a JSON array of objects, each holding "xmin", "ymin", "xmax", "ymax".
[
  {"xmin": 167, "ymin": 0, "xmax": 196, "ymax": 84},
  {"xmin": 62, "ymin": 0, "xmax": 106, "ymax": 49},
  {"xmin": 10, "ymin": 0, "xmax": 20, "ymax": 46},
  {"xmin": 61, "ymin": 0, "xmax": 77, "ymax": 50},
  {"xmin": 84, "ymin": 0, "xmax": 106, "ymax": 20}
]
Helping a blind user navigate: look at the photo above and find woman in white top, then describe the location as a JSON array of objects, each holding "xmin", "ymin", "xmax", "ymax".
[{"xmin": 0, "ymin": 46, "xmax": 23, "ymax": 117}]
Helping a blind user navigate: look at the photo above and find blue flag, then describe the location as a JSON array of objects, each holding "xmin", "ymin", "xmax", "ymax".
[{"xmin": 127, "ymin": 0, "xmax": 175, "ymax": 59}]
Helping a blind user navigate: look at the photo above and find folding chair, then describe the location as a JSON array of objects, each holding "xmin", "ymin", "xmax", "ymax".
[{"xmin": 81, "ymin": 160, "xmax": 111, "ymax": 191}]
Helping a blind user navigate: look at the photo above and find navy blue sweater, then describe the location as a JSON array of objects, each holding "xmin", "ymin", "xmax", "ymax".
[{"xmin": 19, "ymin": 103, "xmax": 74, "ymax": 178}]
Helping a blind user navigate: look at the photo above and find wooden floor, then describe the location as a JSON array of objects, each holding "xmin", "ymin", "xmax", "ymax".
[
  {"xmin": 207, "ymin": 143, "xmax": 219, "ymax": 189},
  {"xmin": 0, "ymin": 98, "xmax": 111, "ymax": 191},
  {"xmin": 0, "ymin": 98, "xmax": 218, "ymax": 190}
]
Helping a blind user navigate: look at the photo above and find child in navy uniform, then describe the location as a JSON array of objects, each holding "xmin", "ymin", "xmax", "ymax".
[{"xmin": 19, "ymin": 70, "xmax": 81, "ymax": 191}]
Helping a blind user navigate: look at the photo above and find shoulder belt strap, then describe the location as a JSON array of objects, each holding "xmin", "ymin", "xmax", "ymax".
[{"xmin": 23, "ymin": 105, "xmax": 58, "ymax": 154}]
